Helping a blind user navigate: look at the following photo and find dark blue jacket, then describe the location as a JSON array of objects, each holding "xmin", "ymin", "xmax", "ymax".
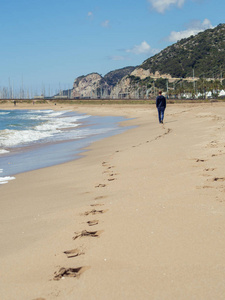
[{"xmin": 156, "ymin": 95, "xmax": 166, "ymax": 109}]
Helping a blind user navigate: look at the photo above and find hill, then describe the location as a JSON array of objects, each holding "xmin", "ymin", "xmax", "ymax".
[
  {"xmin": 141, "ymin": 23, "xmax": 225, "ymax": 79},
  {"xmin": 69, "ymin": 23, "xmax": 225, "ymax": 99}
]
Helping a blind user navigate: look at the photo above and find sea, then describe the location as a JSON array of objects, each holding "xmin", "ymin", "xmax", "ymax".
[{"xmin": 0, "ymin": 109, "xmax": 130, "ymax": 184}]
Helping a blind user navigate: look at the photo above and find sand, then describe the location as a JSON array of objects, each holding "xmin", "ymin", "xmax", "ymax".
[{"xmin": 1, "ymin": 101, "xmax": 225, "ymax": 299}]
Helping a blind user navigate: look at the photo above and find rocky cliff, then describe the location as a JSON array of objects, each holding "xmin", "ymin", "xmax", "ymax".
[
  {"xmin": 72, "ymin": 73, "xmax": 110, "ymax": 99},
  {"xmin": 72, "ymin": 67, "xmax": 135, "ymax": 99}
]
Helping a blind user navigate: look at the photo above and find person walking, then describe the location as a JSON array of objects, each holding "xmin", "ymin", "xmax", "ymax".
[{"xmin": 156, "ymin": 91, "xmax": 166, "ymax": 124}]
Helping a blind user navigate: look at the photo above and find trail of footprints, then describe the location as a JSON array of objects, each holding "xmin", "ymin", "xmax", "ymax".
[
  {"xmin": 53, "ymin": 160, "xmax": 116, "ymax": 281},
  {"xmin": 52, "ymin": 131, "xmax": 175, "ymax": 281},
  {"xmin": 53, "ymin": 198, "xmax": 107, "ymax": 281},
  {"xmin": 194, "ymin": 139, "xmax": 225, "ymax": 201},
  {"xmin": 52, "ymin": 129, "xmax": 176, "ymax": 283},
  {"xmin": 95, "ymin": 161, "xmax": 117, "ymax": 188},
  {"xmin": 132, "ymin": 128, "xmax": 172, "ymax": 148}
]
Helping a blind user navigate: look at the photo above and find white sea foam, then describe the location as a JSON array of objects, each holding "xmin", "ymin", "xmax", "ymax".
[
  {"xmin": 35, "ymin": 117, "xmax": 81, "ymax": 131},
  {"xmin": 0, "ymin": 112, "xmax": 10, "ymax": 115},
  {"xmin": 0, "ymin": 110, "xmax": 91, "ymax": 148},
  {"xmin": 0, "ymin": 122, "xmax": 116, "ymax": 148},
  {"xmin": 0, "ymin": 169, "xmax": 15, "ymax": 184},
  {"xmin": 27, "ymin": 110, "xmax": 54, "ymax": 114},
  {"xmin": 0, "ymin": 129, "xmax": 55, "ymax": 147},
  {"xmin": 0, "ymin": 176, "xmax": 15, "ymax": 184},
  {"xmin": 0, "ymin": 149, "xmax": 9, "ymax": 154},
  {"xmin": 48, "ymin": 111, "xmax": 68, "ymax": 117},
  {"xmin": 0, "ymin": 110, "xmax": 127, "ymax": 185}
]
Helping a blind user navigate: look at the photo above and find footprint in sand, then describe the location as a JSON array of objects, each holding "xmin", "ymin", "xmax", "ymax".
[
  {"xmin": 202, "ymin": 173, "xmax": 211, "ymax": 177},
  {"xmin": 95, "ymin": 184, "xmax": 106, "ymax": 188},
  {"xmin": 103, "ymin": 170, "xmax": 110, "ymax": 174},
  {"xmin": 208, "ymin": 141, "xmax": 219, "ymax": 148},
  {"xmin": 212, "ymin": 177, "xmax": 225, "ymax": 182},
  {"xmin": 165, "ymin": 128, "xmax": 172, "ymax": 135},
  {"xmin": 155, "ymin": 135, "xmax": 162, "ymax": 140},
  {"xmin": 196, "ymin": 159, "xmax": 206, "ymax": 162},
  {"xmin": 64, "ymin": 248, "xmax": 84, "ymax": 258},
  {"xmin": 94, "ymin": 195, "xmax": 107, "ymax": 200},
  {"xmin": 109, "ymin": 172, "xmax": 119, "ymax": 177},
  {"xmin": 53, "ymin": 266, "xmax": 89, "ymax": 280},
  {"xmin": 204, "ymin": 168, "xmax": 215, "ymax": 172},
  {"xmin": 73, "ymin": 230, "xmax": 103, "ymax": 240},
  {"xmin": 202, "ymin": 185, "xmax": 214, "ymax": 189},
  {"xmin": 87, "ymin": 220, "xmax": 99, "ymax": 226},
  {"xmin": 90, "ymin": 203, "xmax": 104, "ymax": 207},
  {"xmin": 83, "ymin": 209, "xmax": 107, "ymax": 216},
  {"xmin": 211, "ymin": 152, "xmax": 225, "ymax": 157},
  {"xmin": 132, "ymin": 143, "xmax": 142, "ymax": 148}
]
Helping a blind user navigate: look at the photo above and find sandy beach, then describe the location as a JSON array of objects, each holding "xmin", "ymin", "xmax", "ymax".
[{"xmin": 1, "ymin": 101, "xmax": 225, "ymax": 300}]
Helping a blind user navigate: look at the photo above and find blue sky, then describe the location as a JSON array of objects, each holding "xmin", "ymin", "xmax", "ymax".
[{"xmin": 0, "ymin": 0, "xmax": 224, "ymax": 95}]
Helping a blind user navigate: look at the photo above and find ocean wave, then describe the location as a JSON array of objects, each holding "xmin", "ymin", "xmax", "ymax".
[
  {"xmin": 24, "ymin": 111, "xmax": 90, "ymax": 123},
  {"xmin": 0, "ymin": 110, "xmax": 92, "ymax": 148},
  {"xmin": 27, "ymin": 110, "xmax": 66, "ymax": 118},
  {"xmin": 0, "ymin": 111, "xmax": 10, "ymax": 115},
  {"xmin": 27, "ymin": 109, "xmax": 54, "ymax": 114},
  {"xmin": 0, "ymin": 129, "xmax": 56, "ymax": 147},
  {"xmin": 48, "ymin": 111, "xmax": 69, "ymax": 117},
  {"xmin": 0, "ymin": 169, "xmax": 15, "ymax": 184},
  {"xmin": 0, "ymin": 109, "xmax": 120, "ymax": 154},
  {"xmin": 0, "ymin": 176, "xmax": 15, "ymax": 184},
  {"xmin": 0, "ymin": 149, "xmax": 9, "ymax": 154}
]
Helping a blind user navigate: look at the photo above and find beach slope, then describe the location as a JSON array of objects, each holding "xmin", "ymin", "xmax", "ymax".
[{"xmin": 1, "ymin": 102, "xmax": 225, "ymax": 300}]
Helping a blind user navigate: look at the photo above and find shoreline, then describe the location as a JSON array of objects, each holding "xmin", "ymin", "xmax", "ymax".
[
  {"xmin": 1, "ymin": 102, "xmax": 225, "ymax": 299},
  {"xmin": 0, "ymin": 108, "xmax": 130, "ymax": 179}
]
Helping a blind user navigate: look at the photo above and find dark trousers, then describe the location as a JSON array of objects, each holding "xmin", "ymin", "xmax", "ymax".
[{"xmin": 157, "ymin": 107, "xmax": 165, "ymax": 123}]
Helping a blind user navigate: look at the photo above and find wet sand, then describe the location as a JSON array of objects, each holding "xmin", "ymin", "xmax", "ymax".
[{"xmin": 1, "ymin": 102, "xmax": 225, "ymax": 299}]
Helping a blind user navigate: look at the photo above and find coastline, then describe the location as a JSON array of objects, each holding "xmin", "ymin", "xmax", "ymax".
[
  {"xmin": 0, "ymin": 109, "xmax": 130, "ymax": 179},
  {"xmin": 1, "ymin": 102, "xmax": 225, "ymax": 299}
]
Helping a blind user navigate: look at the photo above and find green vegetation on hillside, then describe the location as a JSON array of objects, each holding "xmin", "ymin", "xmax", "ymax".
[
  {"xmin": 128, "ymin": 75, "xmax": 167, "ymax": 90},
  {"xmin": 141, "ymin": 23, "xmax": 225, "ymax": 79},
  {"xmin": 127, "ymin": 74, "xmax": 225, "ymax": 99}
]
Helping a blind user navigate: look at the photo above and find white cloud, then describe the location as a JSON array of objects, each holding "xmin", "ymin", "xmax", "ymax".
[
  {"xmin": 87, "ymin": 11, "xmax": 93, "ymax": 17},
  {"xmin": 148, "ymin": 0, "xmax": 185, "ymax": 13},
  {"xmin": 101, "ymin": 20, "xmax": 110, "ymax": 28},
  {"xmin": 126, "ymin": 41, "xmax": 158, "ymax": 55},
  {"xmin": 168, "ymin": 18, "xmax": 214, "ymax": 42}
]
